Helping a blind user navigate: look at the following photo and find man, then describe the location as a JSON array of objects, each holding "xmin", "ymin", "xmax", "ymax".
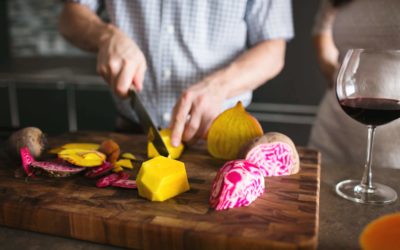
[{"xmin": 59, "ymin": 0, "xmax": 294, "ymax": 147}]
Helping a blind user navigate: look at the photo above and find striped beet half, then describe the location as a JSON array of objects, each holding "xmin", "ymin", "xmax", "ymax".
[
  {"xmin": 245, "ymin": 142, "xmax": 297, "ymax": 177},
  {"xmin": 210, "ymin": 160, "xmax": 264, "ymax": 211}
]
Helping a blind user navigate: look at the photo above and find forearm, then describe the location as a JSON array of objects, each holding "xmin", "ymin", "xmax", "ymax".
[
  {"xmin": 59, "ymin": 2, "xmax": 115, "ymax": 52},
  {"xmin": 313, "ymin": 33, "xmax": 339, "ymax": 85},
  {"xmin": 211, "ymin": 39, "xmax": 286, "ymax": 99}
]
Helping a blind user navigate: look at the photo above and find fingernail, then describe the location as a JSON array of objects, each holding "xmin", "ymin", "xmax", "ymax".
[{"xmin": 171, "ymin": 138, "xmax": 179, "ymax": 147}]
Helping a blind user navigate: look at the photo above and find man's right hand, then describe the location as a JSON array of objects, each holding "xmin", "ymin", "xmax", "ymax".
[
  {"xmin": 59, "ymin": 3, "xmax": 147, "ymax": 97},
  {"xmin": 97, "ymin": 26, "xmax": 147, "ymax": 97}
]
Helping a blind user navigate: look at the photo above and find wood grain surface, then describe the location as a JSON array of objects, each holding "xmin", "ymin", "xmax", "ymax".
[{"xmin": 0, "ymin": 131, "xmax": 320, "ymax": 250}]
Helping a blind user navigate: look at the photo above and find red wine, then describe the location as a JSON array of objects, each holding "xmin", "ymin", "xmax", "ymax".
[{"xmin": 339, "ymin": 97, "xmax": 400, "ymax": 126}]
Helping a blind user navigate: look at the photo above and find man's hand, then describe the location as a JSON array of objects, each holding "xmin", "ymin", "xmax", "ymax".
[
  {"xmin": 169, "ymin": 73, "xmax": 227, "ymax": 146},
  {"xmin": 169, "ymin": 39, "xmax": 286, "ymax": 147},
  {"xmin": 97, "ymin": 28, "xmax": 147, "ymax": 97},
  {"xmin": 59, "ymin": 3, "xmax": 146, "ymax": 97}
]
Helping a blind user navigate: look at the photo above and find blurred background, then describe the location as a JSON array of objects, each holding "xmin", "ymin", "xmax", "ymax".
[{"xmin": 0, "ymin": 0, "xmax": 325, "ymax": 146}]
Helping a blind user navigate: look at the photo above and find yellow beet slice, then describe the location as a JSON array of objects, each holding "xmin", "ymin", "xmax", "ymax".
[
  {"xmin": 115, "ymin": 159, "xmax": 133, "ymax": 169},
  {"xmin": 360, "ymin": 212, "xmax": 400, "ymax": 250},
  {"xmin": 58, "ymin": 149, "xmax": 105, "ymax": 167},
  {"xmin": 147, "ymin": 128, "xmax": 184, "ymax": 159},
  {"xmin": 49, "ymin": 143, "xmax": 100, "ymax": 154},
  {"xmin": 121, "ymin": 152, "xmax": 136, "ymax": 160},
  {"xmin": 136, "ymin": 156, "xmax": 190, "ymax": 201},
  {"xmin": 112, "ymin": 165, "xmax": 124, "ymax": 173}
]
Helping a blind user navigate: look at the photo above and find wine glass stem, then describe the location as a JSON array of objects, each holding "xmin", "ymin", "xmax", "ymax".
[{"xmin": 360, "ymin": 125, "xmax": 376, "ymax": 190}]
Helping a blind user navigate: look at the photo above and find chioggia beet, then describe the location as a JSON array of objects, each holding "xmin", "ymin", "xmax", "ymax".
[
  {"xmin": 20, "ymin": 147, "xmax": 34, "ymax": 177},
  {"xmin": 31, "ymin": 160, "xmax": 85, "ymax": 177},
  {"xmin": 20, "ymin": 147, "xmax": 84, "ymax": 177},
  {"xmin": 96, "ymin": 173, "xmax": 120, "ymax": 188},
  {"xmin": 111, "ymin": 179, "xmax": 137, "ymax": 189},
  {"xmin": 240, "ymin": 132, "xmax": 300, "ymax": 177},
  {"xmin": 96, "ymin": 171, "xmax": 131, "ymax": 188},
  {"xmin": 85, "ymin": 161, "xmax": 113, "ymax": 178},
  {"xmin": 209, "ymin": 160, "xmax": 265, "ymax": 211}
]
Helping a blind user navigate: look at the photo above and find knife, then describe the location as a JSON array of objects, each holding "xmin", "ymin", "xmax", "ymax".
[{"xmin": 129, "ymin": 87, "xmax": 169, "ymax": 157}]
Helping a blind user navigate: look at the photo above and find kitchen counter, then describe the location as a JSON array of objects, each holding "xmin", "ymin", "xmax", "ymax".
[{"xmin": 0, "ymin": 132, "xmax": 399, "ymax": 249}]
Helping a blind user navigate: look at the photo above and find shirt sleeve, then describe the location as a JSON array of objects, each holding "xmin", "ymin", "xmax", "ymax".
[
  {"xmin": 245, "ymin": 0, "xmax": 294, "ymax": 46},
  {"xmin": 312, "ymin": 0, "xmax": 337, "ymax": 35},
  {"xmin": 64, "ymin": 0, "xmax": 101, "ymax": 12}
]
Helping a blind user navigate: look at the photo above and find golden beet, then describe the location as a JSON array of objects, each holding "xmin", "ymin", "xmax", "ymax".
[{"xmin": 207, "ymin": 102, "xmax": 263, "ymax": 160}]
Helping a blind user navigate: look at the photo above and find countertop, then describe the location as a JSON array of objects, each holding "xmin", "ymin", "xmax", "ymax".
[{"xmin": 0, "ymin": 141, "xmax": 399, "ymax": 249}]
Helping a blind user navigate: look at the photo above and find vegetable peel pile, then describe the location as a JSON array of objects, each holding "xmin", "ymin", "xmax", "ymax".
[{"xmin": 18, "ymin": 139, "xmax": 138, "ymax": 190}]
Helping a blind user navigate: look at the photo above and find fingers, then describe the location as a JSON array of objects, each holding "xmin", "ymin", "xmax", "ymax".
[
  {"xmin": 132, "ymin": 60, "xmax": 146, "ymax": 92},
  {"xmin": 182, "ymin": 106, "xmax": 201, "ymax": 144},
  {"xmin": 170, "ymin": 91, "xmax": 193, "ymax": 147},
  {"xmin": 114, "ymin": 61, "xmax": 136, "ymax": 98}
]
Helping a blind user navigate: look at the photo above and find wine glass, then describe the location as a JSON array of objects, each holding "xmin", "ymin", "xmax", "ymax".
[{"xmin": 335, "ymin": 48, "xmax": 400, "ymax": 204}]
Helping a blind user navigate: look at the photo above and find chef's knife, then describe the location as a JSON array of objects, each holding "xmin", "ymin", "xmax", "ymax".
[{"xmin": 129, "ymin": 87, "xmax": 169, "ymax": 157}]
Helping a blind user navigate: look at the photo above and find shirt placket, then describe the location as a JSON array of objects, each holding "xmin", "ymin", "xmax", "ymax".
[{"xmin": 158, "ymin": 1, "xmax": 174, "ymax": 128}]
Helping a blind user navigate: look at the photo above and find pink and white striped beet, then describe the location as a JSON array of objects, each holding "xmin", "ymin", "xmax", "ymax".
[
  {"xmin": 240, "ymin": 132, "xmax": 300, "ymax": 177},
  {"xmin": 96, "ymin": 171, "xmax": 131, "ymax": 188},
  {"xmin": 111, "ymin": 179, "xmax": 137, "ymax": 189},
  {"xmin": 20, "ymin": 146, "xmax": 84, "ymax": 177},
  {"xmin": 245, "ymin": 142, "xmax": 298, "ymax": 177},
  {"xmin": 96, "ymin": 173, "xmax": 120, "ymax": 188},
  {"xmin": 31, "ymin": 160, "xmax": 85, "ymax": 177},
  {"xmin": 210, "ymin": 160, "xmax": 264, "ymax": 211},
  {"xmin": 20, "ymin": 147, "xmax": 34, "ymax": 177},
  {"xmin": 85, "ymin": 161, "xmax": 113, "ymax": 178}
]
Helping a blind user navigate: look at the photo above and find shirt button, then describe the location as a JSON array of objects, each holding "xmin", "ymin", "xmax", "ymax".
[
  {"xmin": 166, "ymin": 25, "xmax": 175, "ymax": 35},
  {"xmin": 163, "ymin": 69, "xmax": 171, "ymax": 80},
  {"xmin": 163, "ymin": 112, "xmax": 171, "ymax": 123}
]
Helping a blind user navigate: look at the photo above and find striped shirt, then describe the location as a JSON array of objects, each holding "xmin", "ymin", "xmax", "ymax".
[{"xmin": 68, "ymin": 0, "xmax": 294, "ymax": 127}]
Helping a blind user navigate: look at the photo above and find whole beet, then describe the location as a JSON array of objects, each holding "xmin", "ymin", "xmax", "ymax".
[{"xmin": 7, "ymin": 127, "xmax": 47, "ymax": 159}]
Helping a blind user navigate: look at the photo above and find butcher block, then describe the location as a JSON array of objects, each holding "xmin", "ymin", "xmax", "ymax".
[{"xmin": 0, "ymin": 131, "xmax": 320, "ymax": 250}]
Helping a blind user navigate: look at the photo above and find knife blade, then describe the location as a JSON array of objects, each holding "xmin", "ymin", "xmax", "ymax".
[{"xmin": 129, "ymin": 87, "xmax": 169, "ymax": 157}]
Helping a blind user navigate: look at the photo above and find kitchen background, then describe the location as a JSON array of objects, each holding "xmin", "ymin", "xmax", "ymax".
[{"xmin": 0, "ymin": 0, "xmax": 326, "ymax": 146}]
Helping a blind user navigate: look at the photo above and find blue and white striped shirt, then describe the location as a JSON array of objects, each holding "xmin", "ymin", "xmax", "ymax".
[{"xmin": 69, "ymin": 0, "xmax": 294, "ymax": 127}]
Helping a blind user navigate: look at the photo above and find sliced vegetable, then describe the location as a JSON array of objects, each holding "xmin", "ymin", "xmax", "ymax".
[
  {"xmin": 121, "ymin": 152, "xmax": 136, "ymax": 160},
  {"xmin": 85, "ymin": 161, "xmax": 113, "ymax": 178},
  {"xmin": 20, "ymin": 147, "xmax": 34, "ymax": 177},
  {"xmin": 96, "ymin": 171, "xmax": 131, "ymax": 188},
  {"xmin": 115, "ymin": 159, "xmax": 133, "ymax": 169},
  {"xmin": 210, "ymin": 160, "xmax": 265, "ymax": 211},
  {"xmin": 147, "ymin": 128, "xmax": 184, "ymax": 159},
  {"xmin": 31, "ymin": 160, "xmax": 85, "ymax": 177},
  {"xmin": 240, "ymin": 132, "xmax": 300, "ymax": 176},
  {"xmin": 96, "ymin": 173, "xmax": 120, "ymax": 188},
  {"xmin": 136, "ymin": 156, "xmax": 190, "ymax": 201},
  {"xmin": 111, "ymin": 179, "xmax": 137, "ymax": 189},
  {"xmin": 49, "ymin": 143, "xmax": 100, "ymax": 154},
  {"xmin": 58, "ymin": 148, "xmax": 105, "ymax": 167}
]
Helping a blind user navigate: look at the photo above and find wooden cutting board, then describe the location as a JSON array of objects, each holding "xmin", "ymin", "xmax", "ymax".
[{"xmin": 0, "ymin": 131, "xmax": 320, "ymax": 250}]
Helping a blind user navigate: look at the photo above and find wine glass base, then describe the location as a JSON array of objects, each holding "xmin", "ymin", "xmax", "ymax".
[{"xmin": 335, "ymin": 179, "xmax": 398, "ymax": 204}]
